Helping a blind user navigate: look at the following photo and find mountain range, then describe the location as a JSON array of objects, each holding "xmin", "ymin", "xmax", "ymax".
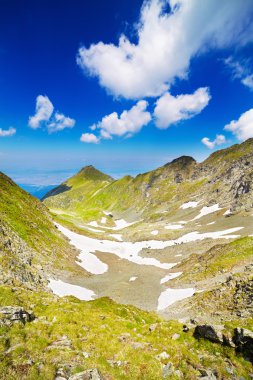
[{"xmin": 0, "ymin": 139, "xmax": 253, "ymax": 379}]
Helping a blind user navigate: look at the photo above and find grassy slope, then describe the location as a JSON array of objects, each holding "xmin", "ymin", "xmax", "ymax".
[
  {"xmin": 0, "ymin": 172, "xmax": 86, "ymax": 281},
  {"xmin": 43, "ymin": 139, "xmax": 253, "ymax": 224},
  {"xmin": 0, "ymin": 285, "xmax": 252, "ymax": 380}
]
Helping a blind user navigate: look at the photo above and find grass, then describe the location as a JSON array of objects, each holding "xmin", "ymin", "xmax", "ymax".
[{"xmin": 0, "ymin": 285, "xmax": 252, "ymax": 380}]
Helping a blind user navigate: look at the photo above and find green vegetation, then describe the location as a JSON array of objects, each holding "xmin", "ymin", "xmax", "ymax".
[
  {"xmin": 175, "ymin": 236, "xmax": 253, "ymax": 283},
  {"xmin": 0, "ymin": 285, "xmax": 252, "ymax": 380}
]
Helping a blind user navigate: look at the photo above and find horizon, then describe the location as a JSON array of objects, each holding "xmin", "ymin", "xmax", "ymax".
[{"xmin": 0, "ymin": 0, "xmax": 253, "ymax": 188}]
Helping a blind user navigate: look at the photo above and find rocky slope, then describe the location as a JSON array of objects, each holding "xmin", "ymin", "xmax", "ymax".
[{"xmin": 0, "ymin": 172, "xmax": 87, "ymax": 291}]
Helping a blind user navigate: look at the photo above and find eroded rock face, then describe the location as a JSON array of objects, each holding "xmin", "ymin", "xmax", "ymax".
[{"xmin": 0, "ymin": 306, "xmax": 35, "ymax": 326}]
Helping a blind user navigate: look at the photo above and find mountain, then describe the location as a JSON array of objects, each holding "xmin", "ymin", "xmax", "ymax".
[
  {"xmin": 0, "ymin": 172, "xmax": 87, "ymax": 291},
  {"xmin": 1, "ymin": 150, "xmax": 253, "ymax": 379},
  {"xmin": 43, "ymin": 139, "xmax": 253, "ymax": 229}
]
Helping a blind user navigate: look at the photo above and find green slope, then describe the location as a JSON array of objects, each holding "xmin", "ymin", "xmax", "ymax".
[
  {"xmin": 43, "ymin": 139, "xmax": 253, "ymax": 225},
  {"xmin": 0, "ymin": 172, "xmax": 86, "ymax": 290}
]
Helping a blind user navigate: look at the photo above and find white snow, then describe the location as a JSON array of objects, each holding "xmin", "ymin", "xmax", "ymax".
[
  {"xmin": 57, "ymin": 224, "xmax": 243, "ymax": 275},
  {"xmin": 110, "ymin": 234, "xmax": 123, "ymax": 241},
  {"xmin": 151, "ymin": 230, "xmax": 159, "ymax": 235},
  {"xmin": 48, "ymin": 279, "xmax": 96, "ymax": 301},
  {"xmin": 160, "ymin": 272, "xmax": 182, "ymax": 284},
  {"xmin": 223, "ymin": 210, "xmax": 231, "ymax": 216},
  {"xmin": 88, "ymin": 221, "xmax": 99, "ymax": 227},
  {"xmin": 103, "ymin": 211, "xmax": 112, "ymax": 216},
  {"xmin": 175, "ymin": 254, "xmax": 182, "ymax": 257},
  {"xmin": 100, "ymin": 217, "xmax": 107, "ymax": 224},
  {"xmin": 157, "ymin": 287, "xmax": 195, "ymax": 311},
  {"xmin": 192, "ymin": 204, "xmax": 222, "ymax": 220},
  {"xmin": 129, "ymin": 276, "xmax": 138, "ymax": 282},
  {"xmin": 207, "ymin": 222, "xmax": 215, "ymax": 225},
  {"xmin": 180, "ymin": 201, "xmax": 199, "ymax": 209},
  {"xmin": 165, "ymin": 224, "xmax": 183, "ymax": 230}
]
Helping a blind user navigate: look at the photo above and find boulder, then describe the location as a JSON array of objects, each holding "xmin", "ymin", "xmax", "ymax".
[
  {"xmin": 0, "ymin": 306, "xmax": 34, "ymax": 326},
  {"xmin": 68, "ymin": 369, "xmax": 103, "ymax": 380},
  {"xmin": 162, "ymin": 362, "xmax": 175, "ymax": 378},
  {"xmin": 233, "ymin": 328, "xmax": 253, "ymax": 362},
  {"xmin": 193, "ymin": 325, "xmax": 223, "ymax": 344}
]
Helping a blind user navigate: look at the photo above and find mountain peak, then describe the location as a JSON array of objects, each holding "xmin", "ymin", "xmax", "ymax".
[
  {"xmin": 77, "ymin": 165, "xmax": 113, "ymax": 181},
  {"xmin": 166, "ymin": 155, "xmax": 196, "ymax": 169}
]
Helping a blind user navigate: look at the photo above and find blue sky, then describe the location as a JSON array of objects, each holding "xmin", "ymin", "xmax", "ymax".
[{"xmin": 0, "ymin": 0, "xmax": 253, "ymax": 185}]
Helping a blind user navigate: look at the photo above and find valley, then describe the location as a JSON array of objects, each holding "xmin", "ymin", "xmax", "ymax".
[{"xmin": 1, "ymin": 139, "xmax": 253, "ymax": 379}]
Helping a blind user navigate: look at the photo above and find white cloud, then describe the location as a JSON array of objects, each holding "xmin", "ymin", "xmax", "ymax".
[
  {"xmin": 224, "ymin": 109, "xmax": 253, "ymax": 141},
  {"xmin": 0, "ymin": 127, "xmax": 16, "ymax": 137},
  {"xmin": 201, "ymin": 134, "xmax": 226, "ymax": 149},
  {"xmin": 154, "ymin": 87, "xmax": 210, "ymax": 129},
  {"xmin": 28, "ymin": 95, "xmax": 75, "ymax": 133},
  {"xmin": 224, "ymin": 57, "xmax": 253, "ymax": 91},
  {"xmin": 77, "ymin": 0, "xmax": 253, "ymax": 99},
  {"xmin": 28, "ymin": 95, "xmax": 54, "ymax": 129},
  {"xmin": 80, "ymin": 133, "xmax": 100, "ymax": 144},
  {"xmin": 241, "ymin": 74, "xmax": 253, "ymax": 90},
  {"xmin": 48, "ymin": 112, "xmax": 75, "ymax": 133},
  {"xmin": 82, "ymin": 100, "xmax": 151, "ymax": 143}
]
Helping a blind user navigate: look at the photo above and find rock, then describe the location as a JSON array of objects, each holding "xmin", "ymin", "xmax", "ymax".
[
  {"xmin": 107, "ymin": 359, "xmax": 127, "ymax": 367},
  {"xmin": 162, "ymin": 362, "xmax": 175, "ymax": 378},
  {"xmin": 48, "ymin": 335, "xmax": 73, "ymax": 350},
  {"xmin": 172, "ymin": 333, "xmax": 180, "ymax": 340},
  {"xmin": 198, "ymin": 369, "xmax": 217, "ymax": 379},
  {"xmin": 156, "ymin": 351, "xmax": 170, "ymax": 360},
  {"xmin": 233, "ymin": 327, "xmax": 253, "ymax": 362},
  {"xmin": 118, "ymin": 333, "xmax": 131, "ymax": 342},
  {"xmin": 68, "ymin": 369, "xmax": 103, "ymax": 380},
  {"xmin": 0, "ymin": 306, "xmax": 35, "ymax": 326},
  {"xmin": 194, "ymin": 325, "xmax": 223, "ymax": 344},
  {"xmin": 149, "ymin": 323, "xmax": 158, "ymax": 332},
  {"xmin": 82, "ymin": 352, "xmax": 91, "ymax": 358}
]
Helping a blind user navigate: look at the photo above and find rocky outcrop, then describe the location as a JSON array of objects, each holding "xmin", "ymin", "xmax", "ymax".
[
  {"xmin": 194, "ymin": 324, "xmax": 253, "ymax": 363},
  {"xmin": 233, "ymin": 328, "xmax": 253, "ymax": 362},
  {"xmin": 0, "ymin": 306, "xmax": 35, "ymax": 326}
]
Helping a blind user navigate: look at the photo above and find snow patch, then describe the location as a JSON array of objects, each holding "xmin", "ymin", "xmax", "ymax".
[
  {"xmin": 129, "ymin": 276, "xmax": 138, "ymax": 282},
  {"xmin": 207, "ymin": 222, "xmax": 215, "ymax": 225},
  {"xmin": 165, "ymin": 224, "xmax": 183, "ymax": 230},
  {"xmin": 160, "ymin": 272, "xmax": 182, "ymax": 284},
  {"xmin": 101, "ymin": 217, "xmax": 107, "ymax": 224},
  {"xmin": 151, "ymin": 230, "xmax": 159, "ymax": 235},
  {"xmin": 110, "ymin": 234, "xmax": 123, "ymax": 241},
  {"xmin": 180, "ymin": 201, "xmax": 199, "ymax": 209},
  {"xmin": 192, "ymin": 204, "xmax": 222, "ymax": 220},
  {"xmin": 57, "ymin": 224, "xmax": 243, "ymax": 275},
  {"xmin": 223, "ymin": 210, "xmax": 231, "ymax": 216},
  {"xmin": 157, "ymin": 288, "xmax": 195, "ymax": 310},
  {"xmin": 48, "ymin": 279, "xmax": 96, "ymax": 301}
]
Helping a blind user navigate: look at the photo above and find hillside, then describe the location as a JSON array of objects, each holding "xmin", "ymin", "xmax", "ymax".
[
  {"xmin": 0, "ymin": 172, "xmax": 87, "ymax": 291},
  {"xmin": 1, "ymin": 156, "xmax": 253, "ymax": 379},
  {"xmin": 43, "ymin": 139, "xmax": 253, "ymax": 230}
]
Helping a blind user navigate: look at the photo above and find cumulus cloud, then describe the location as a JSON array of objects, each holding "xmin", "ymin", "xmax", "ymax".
[
  {"xmin": 0, "ymin": 127, "xmax": 16, "ymax": 137},
  {"xmin": 77, "ymin": 0, "xmax": 253, "ymax": 99},
  {"xmin": 201, "ymin": 134, "xmax": 226, "ymax": 149},
  {"xmin": 48, "ymin": 112, "xmax": 75, "ymax": 133},
  {"xmin": 28, "ymin": 95, "xmax": 54, "ymax": 129},
  {"xmin": 154, "ymin": 87, "xmax": 210, "ymax": 129},
  {"xmin": 224, "ymin": 109, "xmax": 253, "ymax": 141},
  {"xmin": 80, "ymin": 133, "xmax": 100, "ymax": 144},
  {"xmin": 81, "ymin": 100, "xmax": 151, "ymax": 143},
  {"xmin": 224, "ymin": 57, "xmax": 253, "ymax": 91},
  {"xmin": 28, "ymin": 95, "xmax": 75, "ymax": 133}
]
